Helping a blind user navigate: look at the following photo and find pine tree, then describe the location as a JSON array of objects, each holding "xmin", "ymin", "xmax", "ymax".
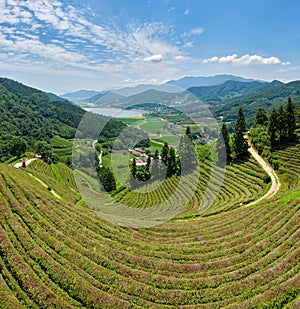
[
  {"xmin": 146, "ymin": 156, "xmax": 151, "ymax": 171},
  {"xmin": 151, "ymin": 150, "xmax": 160, "ymax": 180},
  {"xmin": 185, "ymin": 126, "xmax": 192, "ymax": 139},
  {"xmin": 161, "ymin": 142, "xmax": 169, "ymax": 165},
  {"xmin": 268, "ymin": 108, "xmax": 278, "ymax": 148},
  {"xmin": 233, "ymin": 108, "xmax": 248, "ymax": 159},
  {"xmin": 178, "ymin": 126, "xmax": 197, "ymax": 174},
  {"xmin": 166, "ymin": 147, "xmax": 178, "ymax": 177},
  {"xmin": 129, "ymin": 158, "xmax": 137, "ymax": 189},
  {"xmin": 99, "ymin": 167, "xmax": 116, "ymax": 192},
  {"xmin": 131, "ymin": 158, "xmax": 137, "ymax": 177},
  {"xmin": 285, "ymin": 97, "xmax": 296, "ymax": 138},
  {"xmin": 277, "ymin": 105, "xmax": 286, "ymax": 141},
  {"xmin": 216, "ymin": 123, "xmax": 231, "ymax": 165},
  {"xmin": 255, "ymin": 108, "xmax": 268, "ymax": 126}
]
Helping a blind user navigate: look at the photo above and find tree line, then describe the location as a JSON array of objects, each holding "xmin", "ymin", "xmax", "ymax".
[{"xmin": 216, "ymin": 97, "xmax": 298, "ymax": 165}]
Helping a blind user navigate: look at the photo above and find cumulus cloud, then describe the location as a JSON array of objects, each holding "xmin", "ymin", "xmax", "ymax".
[
  {"xmin": 143, "ymin": 54, "xmax": 164, "ymax": 62},
  {"xmin": 203, "ymin": 53, "xmax": 290, "ymax": 65}
]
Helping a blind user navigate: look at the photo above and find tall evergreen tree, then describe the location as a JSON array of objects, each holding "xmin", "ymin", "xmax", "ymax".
[
  {"xmin": 233, "ymin": 108, "xmax": 248, "ymax": 158},
  {"xmin": 166, "ymin": 147, "xmax": 178, "ymax": 177},
  {"xmin": 255, "ymin": 108, "xmax": 268, "ymax": 126},
  {"xmin": 161, "ymin": 142, "xmax": 169, "ymax": 165},
  {"xmin": 131, "ymin": 157, "xmax": 137, "ymax": 177},
  {"xmin": 129, "ymin": 158, "xmax": 137, "ymax": 189},
  {"xmin": 277, "ymin": 105, "xmax": 286, "ymax": 141},
  {"xmin": 216, "ymin": 123, "xmax": 231, "ymax": 164},
  {"xmin": 285, "ymin": 97, "xmax": 296, "ymax": 138},
  {"xmin": 151, "ymin": 150, "xmax": 160, "ymax": 180},
  {"xmin": 99, "ymin": 167, "xmax": 116, "ymax": 192},
  {"xmin": 185, "ymin": 125, "xmax": 192, "ymax": 139},
  {"xmin": 268, "ymin": 108, "xmax": 278, "ymax": 148},
  {"xmin": 178, "ymin": 126, "xmax": 197, "ymax": 174},
  {"xmin": 146, "ymin": 156, "xmax": 151, "ymax": 171}
]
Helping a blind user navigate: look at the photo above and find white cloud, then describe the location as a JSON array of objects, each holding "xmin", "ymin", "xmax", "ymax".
[
  {"xmin": 143, "ymin": 54, "xmax": 164, "ymax": 62},
  {"xmin": 183, "ymin": 27, "xmax": 204, "ymax": 37},
  {"xmin": 183, "ymin": 41, "xmax": 193, "ymax": 48},
  {"xmin": 203, "ymin": 53, "xmax": 290, "ymax": 66},
  {"xmin": 175, "ymin": 55, "xmax": 190, "ymax": 61},
  {"xmin": 184, "ymin": 9, "xmax": 190, "ymax": 15},
  {"xmin": 0, "ymin": 0, "xmax": 186, "ymax": 83}
]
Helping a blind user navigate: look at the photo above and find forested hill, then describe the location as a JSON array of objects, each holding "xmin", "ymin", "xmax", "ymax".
[
  {"xmin": 188, "ymin": 80, "xmax": 282, "ymax": 105},
  {"xmin": 0, "ymin": 78, "xmax": 59, "ymax": 100},
  {"xmin": 0, "ymin": 78, "xmax": 85, "ymax": 161},
  {"xmin": 212, "ymin": 80, "xmax": 300, "ymax": 123}
]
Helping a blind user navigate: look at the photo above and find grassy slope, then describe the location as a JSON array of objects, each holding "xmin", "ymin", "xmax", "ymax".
[{"xmin": 0, "ymin": 142, "xmax": 299, "ymax": 308}]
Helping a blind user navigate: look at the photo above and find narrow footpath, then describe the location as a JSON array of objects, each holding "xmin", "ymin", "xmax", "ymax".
[{"xmin": 14, "ymin": 158, "xmax": 61, "ymax": 199}]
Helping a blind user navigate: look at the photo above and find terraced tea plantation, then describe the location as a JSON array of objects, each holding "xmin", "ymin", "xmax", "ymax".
[{"xmin": 0, "ymin": 143, "xmax": 299, "ymax": 308}]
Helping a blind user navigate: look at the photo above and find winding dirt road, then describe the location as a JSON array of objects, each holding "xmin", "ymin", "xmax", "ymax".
[{"xmin": 245, "ymin": 143, "xmax": 281, "ymax": 207}]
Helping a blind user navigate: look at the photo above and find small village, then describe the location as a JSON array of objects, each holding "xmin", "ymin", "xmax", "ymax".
[{"xmin": 129, "ymin": 147, "xmax": 149, "ymax": 166}]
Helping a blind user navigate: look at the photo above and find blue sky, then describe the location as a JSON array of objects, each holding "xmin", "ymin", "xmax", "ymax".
[{"xmin": 0, "ymin": 0, "xmax": 300, "ymax": 94}]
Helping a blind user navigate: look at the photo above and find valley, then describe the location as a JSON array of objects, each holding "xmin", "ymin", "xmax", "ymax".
[{"xmin": 0, "ymin": 77, "xmax": 299, "ymax": 308}]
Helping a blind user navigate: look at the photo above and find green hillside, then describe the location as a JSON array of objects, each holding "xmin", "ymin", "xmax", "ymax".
[
  {"xmin": 0, "ymin": 139, "xmax": 299, "ymax": 308},
  {"xmin": 0, "ymin": 78, "xmax": 299, "ymax": 308},
  {"xmin": 188, "ymin": 80, "xmax": 282, "ymax": 105},
  {"xmin": 0, "ymin": 78, "xmax": 127, "ymax": 163},
  {"xmin": 212, "ymin": 80, "xmax": 300, "ymax": 123}
]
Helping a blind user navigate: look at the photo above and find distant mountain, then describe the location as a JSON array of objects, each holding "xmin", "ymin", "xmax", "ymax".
[
  {"xmin": 188, "ymin": 80, "xmax": 282, "ymax": 105},
  {"xmin": 166, "ymin": 74, "xmax": 262, "ymax": 89},
  {"xmin": 88, "ymin": 79, "xmax": 277, "ymax": 110},
  {"xmin": 84, "ymin": 83, "xmax": 184, "ymax": 104},
  {"xmin": 114, "ymin": 83, "xmax": 181, "ymax": 96},
  {"xmin": 212, "ymin": 80, "xmax": 300, "ymax": 123},
  {"xmin": 86, "ymin": 92, "xmax": 127, "ymax": 105},
  {"xmin": 61, "ymin": 90, "xmax": 103, "ymax": 101}
]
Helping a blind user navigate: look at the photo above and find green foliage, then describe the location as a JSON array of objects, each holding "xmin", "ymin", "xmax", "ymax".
[
  {"xmin": 233, "ymin": 108, "xmax": 248, "ymax": 159},
  {"xmin": 249, "ymin": 125, "xmax": 270, "ymax": 154},
  {"xmin": 0, "ymin": 78, "xmax": 85, "ymax": 162},
  {"xmin": 161, "ymin": 142, "xmax": 169, "ymax": 165},
  {"xmin": 35, "ymin": 141, "xmax": 53, "ymax": 162},
  {"xmin": 178, "ymin": 126, "xmax": 198, "ymax": 173},
  {"xmin": 166, "ymin": 147, "xmax": 178, "ymax": 177},
  {"xmin": 216, "ymin": 123, "xmax": 231, "ymax": 165},
  {"xmin": 212, "ymin": 80, "xmax": 300, "ymax": 123},
  {"xmin": 99, "ymin": 167, "xmax": 116, "ymax": 192},
  {"xmin": 286, "ymin": 97, "xmax": 297, "ymax": 138},
  {"xmin": 268, "ymin": 108, "xmax": 278, "ymax": 147},
  {"xmin": 9, "ymin": 136, "xmax": 27, "ymax": 157},
  {"xmin": 255, "ymin": 108, "xmax": 268, "ymax": 126}
]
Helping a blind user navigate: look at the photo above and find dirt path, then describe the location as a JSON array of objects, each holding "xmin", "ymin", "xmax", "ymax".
[
  {"xmin": 245, "ymin": 144, "xmax": 281, "ymax": 206},
  {"xmin": 28, "ymin": 174, "xmax": 61, "ymax": 199},
  {"xmin": 136, "ymin": 117, "xmax": 146, "ymax": 130},
  {"xmin": 14, "ymin": 158, "xmax": 61, "ymax": 200},
  {"xmin": 14, "ymin": 158, "xmax": 37, "ymax": 168},
  {"xmin": 98, "ymin": 151, "xmax": 102, "ymax": 167}
]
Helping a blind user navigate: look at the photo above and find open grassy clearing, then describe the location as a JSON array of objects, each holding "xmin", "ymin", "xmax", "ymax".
[{"xmin": 0, "ymin": 141, "xmax": 299, "ymax": 307}]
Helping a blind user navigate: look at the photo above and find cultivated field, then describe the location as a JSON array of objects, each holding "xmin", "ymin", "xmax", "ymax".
[{"xmin": 0, "ymin": 142, "xmax": 299, "ymax": 308}]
